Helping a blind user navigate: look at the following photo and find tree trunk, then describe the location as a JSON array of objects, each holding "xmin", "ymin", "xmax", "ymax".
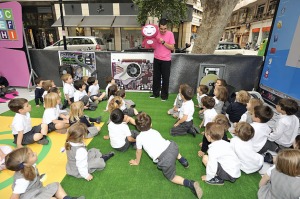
[{"xmin": 192, "ymin": 0, "xmax": 239, "ymax": 54}]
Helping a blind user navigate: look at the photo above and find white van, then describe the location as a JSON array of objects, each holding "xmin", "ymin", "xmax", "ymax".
[{"xmin": 44, "ymin": 36, "xmax": 106, "ymax": 51}]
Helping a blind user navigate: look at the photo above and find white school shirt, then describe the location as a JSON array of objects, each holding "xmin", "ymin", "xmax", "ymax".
[
  {"xmin": 105, "ymin": 95, "xmax": 114, "ymax": 111},
  {"xmin": 63, "ymin": 83, "xmax": 75, "ymax": 98},
  {"xmin": 42, "ymin": 107, "xmax": 59, "ymax": 124},
  {"xmin": 88, "ymin": 84, "xmax": 99, "ymax": 96},
  {"xmin": 203, "ymin": 108, "xmax": 218, "ymax": 126},
  {"xmin": 120, "ymin": 99, "xmax": 126, "ymax": 111},
  {"xmin": 108, "ymin": 122, "xmax": 131, "ymax": 148},
  {"xmin": 69, "ymin": 142, "xmax": 89, "ymax": 179},
  {"xmin": 11, "ymin": 113, "xmax": 32, "ymax": 135},
  {"xmin": 13, "ymin": 164, "xmax": 38, "ymax": 194},
  {"xmin": 240, "ymin": 111, "xmax": 249, "ymax": 122},
  {"xmin": 178, "ymin": 100, "xmax": 194, "ymax": 122},
  {"xmin": 213, "ymin": 96, "xmax": 224, "ymax": 114},
  {"xmin": 74, "ymin": 90, "xmax": 87, "ymax": 102},
  {"xmin": 42, "ymin": 90, "xmax": 48, "ymax": 100},
  {"xmin": 230, "ymin": 137, "xmax": 263, "ymax": 174},
  {"xmin": 136, "ymin": 129, "xmax": 170, "ymax": 163},
  {"xmin": 173, "ymin": 93, "xmax": 182, "ymax": 106},
  {"xmin": 268, "ymin": 114, "xmax": 300, "ymax": 147},
  {"xmin": 197, "ymin": 93, "xmax": 207, "ymax": 107},
  {"xmin": 250, "ymin": 122, "xmax": 272, "ymax": 152},
  {"xmin": 105, "ymin": 83, "xmax": 112, "ymax": 97},
  {"xmin": 206, "ymin": 140, "xmax": 241, "ymax": 181}
]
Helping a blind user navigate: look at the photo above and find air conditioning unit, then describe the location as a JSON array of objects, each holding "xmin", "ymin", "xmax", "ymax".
[{"xmin": 271, "ymin": 9, "xmax": 275, "ymax": 14}]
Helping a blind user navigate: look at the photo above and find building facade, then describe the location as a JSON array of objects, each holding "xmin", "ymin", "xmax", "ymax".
[
  {"xmin": 222, "ymin": 0, "xmax": 277, "ymax": 48},
  {"xmin": 18, "ymin": 0, "xmax": 202, "ymax": 51}
]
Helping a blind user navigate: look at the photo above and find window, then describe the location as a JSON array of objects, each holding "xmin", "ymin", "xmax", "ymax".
[
  {"xmin": 82, "ymin": 38, "xmax": 94, "ymax": 45},
  {"xmin": 96, "ymin": 38, "xmax": 105, "ymax": 45},
  {"xmin": 121, "ymin": 27, "xmax": 142, "ymax": 50},
  {"xmin": 53, "ymin": 39, "xmax": 70, "ymax": 46},
  {"xmin": 256, "ymin": 4, "xmax": 265, "ymax": 18},
  {"xmin": 268, "ymin": 0, "xmax": 277, "ymax": 15},
  {"xmin": 71, "ymin": 38, "xmax": 82, "ymax": 45}
]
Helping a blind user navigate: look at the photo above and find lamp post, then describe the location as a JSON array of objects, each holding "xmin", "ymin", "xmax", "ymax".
[{"xmin": 59, "ymin": 0, "xmax": 67, "ymax": 50}]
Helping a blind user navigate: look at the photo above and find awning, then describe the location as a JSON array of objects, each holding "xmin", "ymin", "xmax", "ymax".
[
  {"xmin": 252, "ymin": 28, "xmax": 260, "ymax": 33},
  {"xmin": 78, "ymin": 16, "xmax": 115, "ymax": 27},
  {"xmin": 52, "ymin": 16, "xmax": 84, "ymax": 27},
  {"xmin": 262, "ymin": 26, "xmax": 271, "ymax": 32},
  {"xmin": 112, "ymin": 15, "xmax": 140, "ymax": 27}
]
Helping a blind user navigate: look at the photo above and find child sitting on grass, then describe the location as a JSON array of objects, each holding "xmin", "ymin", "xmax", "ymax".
[
  {"xmin": 105, "ymin": 76, "xmax": 115, "ymax": 98},
  {"xmin": 115, "ymin": 89, "xmax": 138, "ymax": 116},
  {"xmin": 201, "ymin": 123, "xmax": 241, "ymax": 185},
  {"xmin": 167, "ymin": 84, "xmax": 186, "ymax": 118},
  {"xmin": 108, "ymin": 96, "xmax": 136, "ymax": 125},
  {"xmin": 267, "ymin": 98, "xmax": 299, "ymax": 151},
  {"xmin": 108, "ymin": 109, "xmax": 139, "ymax": 152},
  {"xmin": 199, "ymin": 96, "xmax": 217, "ymax": 128},
  {"xmin": 105, "ymin": 84, "xmax": 118, "ymax": 111},
  {"xmin": 34, "ymin": 78, "xmax": 44, "ymax": 107},
  {"xmin": 87, "ymin": 76, "xmax": 106, "ymax": 103},
  {"xmin": 198, "ymin": 114, "xmax": 230, "ymax": 157},
  {"xmin": 129, "ymin": 112, "xmax": 203, "ymax": 199},
  {"xmin": 196, "ymin": 84, "xmax": 209, "ymax": 119},
  {"xmin": 250, "ymin": 105, "xmax": 273, "ymax": 154},
  {"xmin": 170, "ymin": 84, "xmax": 197, "ymax": 137},
  {"xmin": 8, "ymin": 98, "xmax": 49, "ymax": 148},
  {"xmin": 5, "ymin": 147, "xmax": 85, "ymax": 199},
  {"xmin": 226, "ymin": 90, "xmax": 250, "ymax": 123},
  {"xmin": 43, "ymin": 92, "xmax": 70, "ymax": 134},
  {"xmin": 239, "ymin": 98, "xmax": 263, "ymax": 123},
  {"xmin": 74, "ymin": 80, "xmax": 97, "ymax": 111},
  {"xmin": 62, "ymin": 74, "xmax": 75, "ymax": 109},
  {"xmin": 196, "ymin": 84, "xmax": 209, "ymax": 109},
  {"xmin": 258, "ymin": 149, "xmax": 300, "ymax": 199},
  {"xmin": 69, "ymin": 101, "xmax": 101, "ymax": 138},
  {"xmin": 65, "ymin": 123, "xmax": 114, "ymax": 181},
  {"xmin": 231, "ymin": 122, "xmax": 263, "ymax": 174},
  {"xmin": 213, "ymin": 86, "xmax": 228, "ymax": 114}
]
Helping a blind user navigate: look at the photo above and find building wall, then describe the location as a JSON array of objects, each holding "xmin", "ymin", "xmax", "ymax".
[
  {"xmin": 21, "ymin": 1, "xmax": 202, "ymax": 51},
  {"xmin": 223, "ymin": 0, "xmax": 277, "ymax": 48}
]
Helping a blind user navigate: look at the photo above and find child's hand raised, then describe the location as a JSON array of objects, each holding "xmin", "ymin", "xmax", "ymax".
[{"xmin": 86, "ymin": 174, "xmax": 93, "ymax": 181}]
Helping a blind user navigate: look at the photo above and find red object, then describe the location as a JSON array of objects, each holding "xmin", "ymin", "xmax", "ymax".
[
  {"xmin": 141, "ymin": 24, "xmax": 159, "ymax": 49},
  {"xmin": 262, "ymin": 26, "xmax": 271, "ymax": 32},
  {"xmin": 270, "ymin": 48, "xmax": 276, "ymax": 54},
  {"xmin": 252, "ymin": 28, "xmax": 260, "ymax": 33},
  {"xmin": 96, "ymin": 44, "xmax": 101, "ymax": 51}
]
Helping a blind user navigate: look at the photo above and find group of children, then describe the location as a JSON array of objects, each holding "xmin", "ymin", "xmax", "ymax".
[
  {"xmin": 166, "ymin": 78, "xmax": 300, "ymax": 198},
  {"xmin": 1, "ymin": 76, "xmax": 299, "ymax": 198}
]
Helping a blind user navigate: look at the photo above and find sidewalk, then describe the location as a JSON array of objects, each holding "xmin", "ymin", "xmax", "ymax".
[{"xmin": 0, "ymin": 88, "xmax": 35, "ymax": 114}]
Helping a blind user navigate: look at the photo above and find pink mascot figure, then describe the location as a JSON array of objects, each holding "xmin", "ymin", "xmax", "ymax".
[{"xmin": 141, "ymin": 24, "xmax": 159, "ymax": 49}]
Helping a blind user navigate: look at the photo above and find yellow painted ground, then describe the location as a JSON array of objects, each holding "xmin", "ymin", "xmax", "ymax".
[{"xmin": 0, "ymin": 116, "xmax": 102, "ymax": 198}]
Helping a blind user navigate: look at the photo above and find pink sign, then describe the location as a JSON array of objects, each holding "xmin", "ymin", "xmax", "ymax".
[
  {"xmin": 0, "ymin": 2, "xmax": 29, "ymax": 87},
  {"xmin": 0, "ymin": 48, "xmax": 30, "ymax": 87},
  {"xmin": 0, "ymin": 1, "xmax": 23, "ymax": 48}
]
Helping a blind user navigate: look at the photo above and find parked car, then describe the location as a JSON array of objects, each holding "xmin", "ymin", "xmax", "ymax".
[
  {"xmin": 44, "ymin": 36, "xmax": 106, "ymax": 51},
  {"xmin": 214, "ymin": 41, "xmax": 245, "ymax": 55}
]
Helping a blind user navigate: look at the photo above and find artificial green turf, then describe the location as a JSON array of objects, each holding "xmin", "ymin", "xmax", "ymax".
[{"xmin": 1, "ymin": 92, "xmax": 261, "ymax": 199}]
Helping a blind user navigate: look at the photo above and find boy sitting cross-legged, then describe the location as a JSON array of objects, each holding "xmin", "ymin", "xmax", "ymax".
[
  {"xmin": 201, "ymin": 122, "xmax": 241, "ymax": 185},
  {"xmin": 170, "ymin": 84, "xmax": 198, "ymax": 137},
  {"xmin": 129, "ymin": 112, "xmax": 203, "ymax": 198},
  {"xmin": 8, "ymin": 98, "xmax": 49, "ymax": 148}
]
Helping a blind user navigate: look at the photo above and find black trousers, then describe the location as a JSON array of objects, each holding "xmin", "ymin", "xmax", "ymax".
[{"xmin": 152, "ymin": 58, "xmax": 171, "ymax": 99}]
